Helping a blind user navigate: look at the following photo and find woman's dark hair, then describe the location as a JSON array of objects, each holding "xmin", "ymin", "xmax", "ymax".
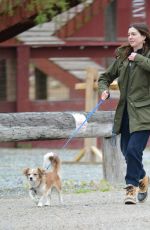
[{"xmin": 116, "ymin": 23, "xmax": 150, "ymax": 60}]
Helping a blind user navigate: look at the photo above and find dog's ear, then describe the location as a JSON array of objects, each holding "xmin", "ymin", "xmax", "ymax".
[
  {"xmin": 23, "ymin": 168, "xmax": 30, "ymax": 176},
  {"xmin": 37, "ymin": 168, "xmax": 45, "ymax": 178}
]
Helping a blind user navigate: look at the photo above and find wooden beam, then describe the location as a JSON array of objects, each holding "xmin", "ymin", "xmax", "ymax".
[
  {"xmin": 0, "ymin": 42, "xmax": 121, "ymax": 59},
  {"xmin": 30, "ymin": 43, "xmax": 120, "ymax": 58},
  {"xmin": 0, "ymin": 111, "xmax": 114, "ymax": 142},
  {"xmin": 75, "ymin": 81, "xmax": 118, "ymax": 91},
  {"xmin": 16, "ymin": 45, "xmax": 30, "ymax": 112},
  {"xmin": 75, "ymin": 82, "xmax": 97, "ymax": 90}
]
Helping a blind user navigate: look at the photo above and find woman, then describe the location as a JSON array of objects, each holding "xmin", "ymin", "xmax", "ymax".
[{"xmin": 98, "ymin": 23, "xmax": 150, "ymax": 204}]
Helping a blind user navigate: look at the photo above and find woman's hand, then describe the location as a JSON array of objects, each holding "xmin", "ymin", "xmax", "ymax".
[
  {"xmin": 101, "ymin": 90, "xmax": 110, "ymax": 100},
  {"xmin": 128, "ymin": 52, "xmax": 137, "ymax": 61}
]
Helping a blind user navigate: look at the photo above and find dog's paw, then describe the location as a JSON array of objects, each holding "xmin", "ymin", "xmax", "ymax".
[
  {"xmin": 59, "ymin": 196, "xmax": 63, "ymax": 205},
  {"xmin": 37, "ymin": 202, "xmax": 43, "ymax": 207},
  {"xmin": 44, "ymin": 203, "xmax": 50, "ymax": 206},
  {"xmin": 44, "ymin": 200, "xmax": 51, "ymax": 206},
  {"xmin": 34, "ymin": 199, "xmax": 39, "ymax": 205},
  {"xmin": 60, "ymin": 200, "xmax": 64, "ymax": 205}
]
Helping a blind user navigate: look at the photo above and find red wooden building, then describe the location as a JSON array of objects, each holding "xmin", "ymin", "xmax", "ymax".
[{"xmin": 0, "ymin": 0, "xmax": 149, "ymax": 148}]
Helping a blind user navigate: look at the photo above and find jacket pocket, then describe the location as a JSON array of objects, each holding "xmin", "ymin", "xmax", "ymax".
[
  {"xmin": 134, "ymin": 99, "xmax": 150, "ymax": 124},
  {"xmin": 134, "ymin": 98, "xmax": 150, "ymax": 108}
]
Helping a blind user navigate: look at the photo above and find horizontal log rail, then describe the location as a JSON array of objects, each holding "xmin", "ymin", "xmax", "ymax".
[{"xmin": 0, "ymin": 111, "xmax": 115, "ymax": 142}]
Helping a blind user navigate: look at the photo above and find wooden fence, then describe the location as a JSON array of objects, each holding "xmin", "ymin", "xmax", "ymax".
[{"xmin": 0, "ymin": 111, "xmax": 125, "ymax": 184}]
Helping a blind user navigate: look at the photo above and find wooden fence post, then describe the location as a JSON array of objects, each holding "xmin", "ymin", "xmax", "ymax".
[
  {"xmin": 102, "ymin": 135, "xmax": 126, "ymax": 184},
  {"xmin": 84, "ymin": 67, "xmax": 98, "ymax": 162},
  {"xmin": 75, "ymin": 67, "xmax": 102, "ymax": 162}
]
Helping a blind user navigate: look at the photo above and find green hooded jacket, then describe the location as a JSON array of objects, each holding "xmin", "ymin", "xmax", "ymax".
[{"xmin": 98, "ymin": 47, "xmax": 150, "ymax": 134}]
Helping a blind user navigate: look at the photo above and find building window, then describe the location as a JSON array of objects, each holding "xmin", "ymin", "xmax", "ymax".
[
  {"xmin": 29, "ymin": 66, "xmax": 69, "ymax": 101},
  {"xmin": 0, "ymin": 60, "xmax": 6, "ymax": 100},
  {"xmin": 35, "ymin": 68, "xmax": 47, "ymax": 99}
]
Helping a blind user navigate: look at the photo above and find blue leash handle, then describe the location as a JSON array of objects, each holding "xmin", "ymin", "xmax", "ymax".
[{"xmin": 62, "ymin": 99, "xmax": 105, "ymax": 149}]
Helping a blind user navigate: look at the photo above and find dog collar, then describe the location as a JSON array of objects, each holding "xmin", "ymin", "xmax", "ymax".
[{"xmin": 30, "ymin": 187, "xmax": 37, "ymax": 194}]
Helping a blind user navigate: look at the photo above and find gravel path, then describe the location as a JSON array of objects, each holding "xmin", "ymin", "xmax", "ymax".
[
  {"xmin": 1, "ymin": 190, "xmax": 150, "ymax": 230},
  {"xmin": 1, "ymin": 148, "xmax": 150, "ymax": 229}
]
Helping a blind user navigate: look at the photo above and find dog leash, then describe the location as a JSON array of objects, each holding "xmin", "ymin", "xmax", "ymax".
[{"xmin": 62, "ymin": 98, "xmax": 105, "ymax": 149}]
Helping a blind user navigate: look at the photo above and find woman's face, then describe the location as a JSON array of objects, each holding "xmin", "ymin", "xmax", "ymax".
[{"xmin": 128, "ymin": 27, "xmax": 146, "ymax": 51}]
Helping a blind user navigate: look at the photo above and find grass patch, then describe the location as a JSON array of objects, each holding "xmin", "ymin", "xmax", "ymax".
[
  {"xmin": 63, "ymin": 179, "xmax": 112, "ymax": 194},
  {"xmin": 99, "ymin": 179, "xmax": 112, "ymax": 192},
  {"xmin": 75, "ymin": 188, "xmax": 92, "ymax": 194}
]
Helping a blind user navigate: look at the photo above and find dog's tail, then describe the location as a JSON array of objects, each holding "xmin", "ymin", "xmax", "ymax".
[{"xmin": 43, "ymin": 152, "xmax": 61, "ymax": 173}]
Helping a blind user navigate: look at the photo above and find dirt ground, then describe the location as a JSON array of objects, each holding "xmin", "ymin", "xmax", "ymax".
[
  {"xmin": 1, "ymin": 189, "xmax": 150, "ymax": 230},
  {"xmin": 1, "ymin": 148, "xmax": 150, "ymax": 229}
]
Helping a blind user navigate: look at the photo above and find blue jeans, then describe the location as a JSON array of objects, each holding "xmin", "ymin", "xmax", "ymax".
[{"xmin": 120, "ymin": 105, "xmax": 150, "ymax": 187}]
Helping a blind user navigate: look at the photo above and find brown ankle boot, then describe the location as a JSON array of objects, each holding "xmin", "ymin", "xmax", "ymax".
[
  {"xmin": 138, "ymin": 176, "xmax": 149, "ymax": 203},
  {"xmin": 124, "ymin": 185, "xmax": 137, "ymax": 204}
]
